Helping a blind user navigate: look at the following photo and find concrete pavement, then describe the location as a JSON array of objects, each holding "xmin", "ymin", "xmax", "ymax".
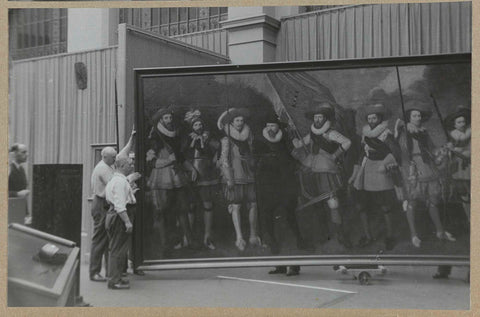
[{"xmin": 79, "ymin": 263, "xmax": 469, "ymax": 309}]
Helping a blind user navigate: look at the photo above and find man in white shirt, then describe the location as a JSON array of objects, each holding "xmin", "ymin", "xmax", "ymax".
[
  {"xmin": 105, "ymin": 154, "xmax": 137, "ymax": 290},
  {"xmin": 89, "ymin": 129, "xmax": 138, "ymax": 282}
]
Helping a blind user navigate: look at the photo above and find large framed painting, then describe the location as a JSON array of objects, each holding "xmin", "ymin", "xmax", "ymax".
[{"xmin": 133, "ymin": 53, "xmax": 470, "ymax": 270}]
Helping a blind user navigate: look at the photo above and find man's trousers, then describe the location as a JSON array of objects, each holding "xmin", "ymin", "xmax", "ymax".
[
  {"xmin": 106, "ymin": 209, "xmax": 133, "ymax": 286},
  {"xmin": 89, "ymin": 195, "xmax": 109, "ymax": 278}
]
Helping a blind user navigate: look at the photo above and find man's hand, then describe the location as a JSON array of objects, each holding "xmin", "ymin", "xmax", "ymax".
[
  {"xmin": 292, "ymin": 138, "xmax": 302, "ymax": 148},
  {"xmin": 131, "ymin": 128, "xmax": 136, "ymax": 137},
  {"xmin": 348, "ymin": 165, "xmax": 359, "ymax": 184},
  {"xmin": 17, "ymin": 189, "xmax": 30, "ymax": 198},
  {"xmin": 128, "ymin": 172, "xmax": 142, "ymax": 182},
  {"xmin": 168, "ymin": 153, "xmax": 176, "ymax": 162},
  {"xmin": 348, "ymin": 173, "xmax": 356, "ymax": 185},
  {"xmin": 24, "ymin": 215, "xmax": 32, "ymax": 225},
  {"xmin": 227, "ymin": 180, "xmax": 234, "ymax": 190},
  {"xmin": 191, "ymin": 169, "xmax": 198, "ymax": 182},
  {"xmin": 146, "ymin": 149, "xmax": 156, "ymax": 162},
  {"xmin": 125, "ymin": 221, "xmax": 133, "ymax": 233}
]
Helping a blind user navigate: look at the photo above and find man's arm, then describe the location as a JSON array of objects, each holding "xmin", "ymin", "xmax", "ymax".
[
  {"xmin": 329, "ymin": 130, "xmax": 351, "ymax": 159},
  {"xmin": 385, "ymin": 133, "xmax": 402, "ymax": 166},
  {"xmin": 110, "ymin": 178, "xmax": 133, "ymax": 232},
  {"xmin": 117, "ymin": 211, "xmax": 133, "ymax": 233},
  {"xmin": 118, "ymin": 128, "xmax": 136, "ymax": 158}
]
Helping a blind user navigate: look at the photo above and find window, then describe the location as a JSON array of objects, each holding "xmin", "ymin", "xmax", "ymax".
[
  {"xmin": 9, "ymin": 9, "xmax": 67, "ymax": 60},
  {"xmin": 302, "ymin": 5, "xmax": 344, "ymax": 13},
  {"xmin": 119, "ymin": 7, "xmax": 228, "ymax": 37}
]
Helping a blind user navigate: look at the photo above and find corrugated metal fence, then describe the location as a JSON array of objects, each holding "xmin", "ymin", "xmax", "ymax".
[
  {"xmin": 9, "ymin": 46, "xmax": 118, "ymax": 164},
  {"xmin": 277, "ymin": 2, "xmax": 472, "ymax": 61}
]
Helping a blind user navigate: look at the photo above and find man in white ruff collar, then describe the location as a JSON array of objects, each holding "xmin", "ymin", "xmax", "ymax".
[
  {"xmin": 433, "ymin": 106, "xmax": 471, "ymax": 280},
  {"xmin": 182, "ymin": 109, "xmax": 220, "ymax": 250},
  {"xmin": 395, "ymin": 101, "xmax": 455, "ymax": 248},
  {"xmin": 218, "ymin": 108, "xmax": 260, "ymax": 251},
  {"xmin": 349, "ymin": 103, "xmax": 402, "ymax": 250},
  {"xmin": 146, "ymin": 107, "xmax": 198, "ymax": 257},
  {"xmin": 291, "ymin": 102, "xmax": 352, "ymax": 249},
  {"xmin": 444, "ymin": 106, "xmax": 471, "ymax": 223}
]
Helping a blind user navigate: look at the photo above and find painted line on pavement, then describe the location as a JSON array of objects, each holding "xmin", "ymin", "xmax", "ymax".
[{"xmin": 216, "ymin": 275, "xmax": 357, "ymax": 294}]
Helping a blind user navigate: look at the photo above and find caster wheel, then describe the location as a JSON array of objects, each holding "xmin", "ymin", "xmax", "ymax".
[{"xmin": 358, "ymin": 271, "xmax": 371, "ymax": 285}]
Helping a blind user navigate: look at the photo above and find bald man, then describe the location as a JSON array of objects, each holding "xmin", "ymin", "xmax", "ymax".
[
  {"xmin": 89, "ymin": 129, "xmax": 138, "ymax": 282},
  {"xmin": 105, "ymin": 154, "xmax": 137, "ymax": 289}
]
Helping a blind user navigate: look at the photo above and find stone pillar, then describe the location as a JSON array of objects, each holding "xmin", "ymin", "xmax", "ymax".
[
  {"xmin": 67, "ymin": 9, "xmax": 118, "ymax": 52},
  {"xmin": 221, "ymin": 7, "xmax": 280, "ymax": 64}
]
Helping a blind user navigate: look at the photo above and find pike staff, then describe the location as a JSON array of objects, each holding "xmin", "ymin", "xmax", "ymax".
[
  {"xmin": 276, "ymin": 90, "xmax": 311, "ymax": 158},
  {"xmin": 394, "ymin": 66, "xmax": 414, "ymax": 212},
  {"xmin": 395, "ymin": 66, "xmax": 412, "ymax": 161}
]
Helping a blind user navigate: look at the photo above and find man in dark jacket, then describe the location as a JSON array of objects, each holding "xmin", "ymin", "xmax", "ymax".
[
  {"xmin": 255, "ymin": 113, "xmax": 306, "ymax": 276},
  {"xmin": 9, "ymin": 143, "xmax": 29, "ymax": 198},
  {"xmin": 9, "ymin": 143, "xmax": 31, "ymax": 225}
]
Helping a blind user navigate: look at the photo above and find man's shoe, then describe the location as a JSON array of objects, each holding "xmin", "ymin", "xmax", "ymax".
[
  {"xmin": 235, "ymin": 238, "xmax": 246, "ymax": 251},
  {"xmin": 249, "ymin": 236, "xmax": 262, "ymax": 247},
  {"xmin": 119, "ymin": 278, "xmax": 130, "ymax": 285},
  {"xmin": 432, "ymin": 273, "xmax": 449, "ymax": 279},
  {"xmin": 204, "ymin": 237, "xmax": 216, "ymax": 250},
  {"xmin": 357, "ymin": 236, "xmax": 373, "ymax": 248},
  {"xmin": 133, "ymin": 269, "xmax": 145, "ymax": 276},
  {"xmin": 335, "ymin": 226, "xmax": 352, "ymax": 249},
  {"xmin": 385, "ymin": 237, "xmax": 396, "ymax": 251},
  {"xmin": 411, "ymin": 236, "xmax": 421, "ymax": 248},
  {"xmin": 337, "ymin": 233, "xmax": 352, "ymax": 249},
  {"xmin": 269, "ymin": 266, "xmax": 287, "ymax": 274},
  {"xmin": 108, "ymin": 282, "xmax": 130, "ymax": 290},
  {"xmin": 286, "ymin": 266, "xmax": 300, "ymax": 276},
  {"xmin": 90, "ymin": 273, "xmax": 107, "ymax": 282},
  {"xmin": 437, "ymin": 231, "xmax": 456, "ymax": 242}
]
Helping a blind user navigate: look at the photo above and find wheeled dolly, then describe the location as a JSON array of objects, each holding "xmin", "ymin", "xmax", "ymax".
[{"xmin": 333, "ymin": 265, "xmax": 387, "ymax": 285}]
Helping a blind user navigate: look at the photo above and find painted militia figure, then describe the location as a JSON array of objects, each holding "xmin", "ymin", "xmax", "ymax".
[
  {"xmin": 255, "ymin": 113, "xmax": 306, "ymax": 255},
  {"xmin": 444, "ymin": 106, "xmax": 471, "ymax": 223},
  {"xmin": 395, "ymin": 101, "xmax": 456, "ymax": 248},
  {"xmin": 146, "ymin": 107, "xmax": 198, "ymax": 257},
  {"xmin": 183, "ymin": 109, "xmax": 220, "ymax": 250},
  {"xmin": 291, "ymin": 102, "xmax": 352, "ymax": 248},
  {"xmin": 349, "ymin": 103, "xmax": 402, "ymax": 250},
  {"xmin": 218, "ymin": 108, "xmax": 261, "ymax": 251}
]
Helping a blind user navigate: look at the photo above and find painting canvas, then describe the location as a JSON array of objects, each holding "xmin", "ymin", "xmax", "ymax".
[{"xmin": 134, "ymin": 54, "xmax": 470, "ymax": 268}]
